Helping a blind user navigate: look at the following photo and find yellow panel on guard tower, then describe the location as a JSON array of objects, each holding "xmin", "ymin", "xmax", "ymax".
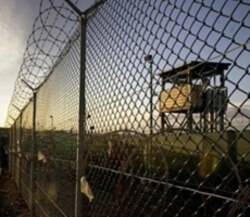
[{"xmin": 160, "ymin": 84, "xmax": 203, "ymax": 113}]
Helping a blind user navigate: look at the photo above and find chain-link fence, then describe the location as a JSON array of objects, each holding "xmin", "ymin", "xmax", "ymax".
[{"xmin": 7, "ymin": 0, "xmax": 250, "ymax": 216}]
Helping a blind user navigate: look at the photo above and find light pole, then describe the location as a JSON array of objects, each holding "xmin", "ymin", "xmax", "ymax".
[
  {"xmin": 50, "ymin": 115, "xmax": 54, "ymax": 131},
  {"xmin": 144, "ymin": 54, "xmax": 153, "ymax": 136},
  {"xmin": 144, "ymin": 54, "xmax": 153, "ymax": 170}
]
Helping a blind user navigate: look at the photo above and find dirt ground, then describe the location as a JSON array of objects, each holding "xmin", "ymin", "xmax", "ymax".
[{"xmin": 0, "ymin": 171, "xmax": 30, "ymax": 217}]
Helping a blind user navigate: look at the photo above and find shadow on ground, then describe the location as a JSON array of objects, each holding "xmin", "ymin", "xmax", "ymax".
[{"xmin": 0, "ymin": 172, "xmax": 30, "ymax": 217}]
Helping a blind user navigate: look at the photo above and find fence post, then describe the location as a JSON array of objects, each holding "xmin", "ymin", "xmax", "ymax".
[
  {"xmin": 20, "ymin": 79, "xmax": 37, "ymax": 217},
  {"xmin": 8, "ymin": 125, "xmax": 12, "ymax": 174},
  {"xmin": 13, "ymin": 104, "xmax": 22, "ymax": 190},
  {"xmin": 75, "ymin": 15, "xmax": 87, "ymax": 217},
  {"xmin": 12, "ymin": 122, "xmax": 16, "ymax": 177},
  {"xmin": 30, "ymin": 91, "xmax": 37, "ymax": 217},
  {"xmin": 18, "ymin": 112, "xmax": 22, "ymax": 190}
]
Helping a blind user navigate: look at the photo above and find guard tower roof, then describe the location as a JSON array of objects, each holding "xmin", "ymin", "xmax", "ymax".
[{"xmin": 159, "ymin": 61, "xmax": 230, "ymax": 80}]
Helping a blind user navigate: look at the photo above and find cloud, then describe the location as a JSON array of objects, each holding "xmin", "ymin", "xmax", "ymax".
[{"xmin": 226, "ymin": 102, "xmax": 250, "ymax": 129}]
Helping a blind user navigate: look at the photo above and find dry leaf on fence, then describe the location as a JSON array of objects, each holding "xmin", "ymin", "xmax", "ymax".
[
  {"xmin": 80, "ymin": 176, "xmax": 94, "ymax": 202},
  {"xmin": 25, "ymin": 153, "xmax": 31, "ymax": 161},
  {"xmin": 37, "ymin": 151, "xmax": 47, "ymax": 163}
]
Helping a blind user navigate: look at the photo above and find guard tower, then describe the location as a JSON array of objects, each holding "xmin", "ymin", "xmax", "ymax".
[{"xmin": 159, "ymin": 61, "xmax": 230, "ymax": 133}]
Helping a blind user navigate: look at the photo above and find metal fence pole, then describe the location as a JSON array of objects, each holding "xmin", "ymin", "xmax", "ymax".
[
  {"xmin": 75, "ymin": 16, "xmax": 87, "ymax": 217},
  {"xmin": 14, "ymin": 121, "xmax": 17, "ymax": 187},
  {"xmin": 13, "ymin": 122, "xmax": 16, "ymax": 176},
  {"xmin": 30, "ymin": 91, "xmax": 37, "ymax": 217},
  {"xmin": 13, "ymin": 104, "xmax": 22, "ymax": 190},
  {"xmin": 18, "ymin": 112, "xmax": 22, "ymax": 190},
  {"xmin": 8, "ymin": 126, "xmax": 12, "ymax": 174}
]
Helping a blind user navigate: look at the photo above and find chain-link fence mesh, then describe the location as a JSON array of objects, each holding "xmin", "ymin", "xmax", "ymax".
[
  {"xmin": 7, "ymin": 0, "xmax": 250, "ymax": 216},
  {"xmin": 34, "ymin": 28, "xmax": 80, "ymax": 216}
]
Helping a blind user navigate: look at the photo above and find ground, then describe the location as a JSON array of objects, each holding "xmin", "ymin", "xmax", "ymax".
[{"xmin": 0, "ymin": 171, "xmax": 30, "ymax": 217}]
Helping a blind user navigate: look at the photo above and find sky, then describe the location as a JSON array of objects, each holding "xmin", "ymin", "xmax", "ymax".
[
  {"xmin": 83, "ymin": 0, "xmax": 250, "ymax": 133},
  {"xmin": 0, "ymin": 0, "xmax": 95, "ymax": 127},
  {"xmin": 0, "ymin": 0, "xmax": 249, "ymax": 131},
  {"xmin": 0, "ymin": 0, "xmax": 40, "ymax": 127}
]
